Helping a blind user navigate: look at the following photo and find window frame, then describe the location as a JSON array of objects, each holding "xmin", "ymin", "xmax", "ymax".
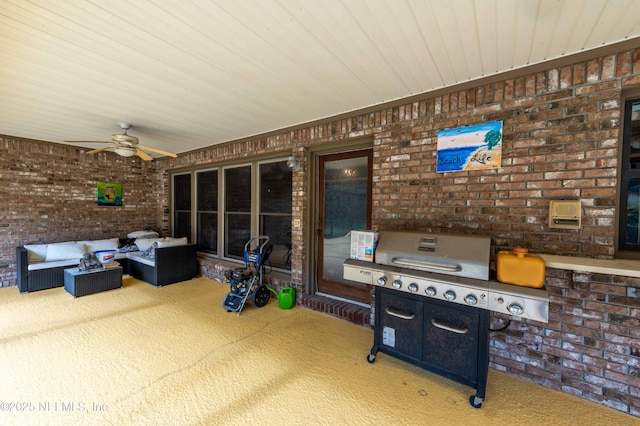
[
  {"xmin": 617, "ymin": 89, "xmax": 640, "ymax": 259},
  {"xmin": 222, "ymin": 162, "xmax": 253, "ymax": 261},
  {"xmin": 171, "ymin": 171, "xmax": 193, "ymax": 241},
  {"xmin": 257, "ymin": 158, "xmax": 293, "ymax": 270},
  {"xmin": 170, "ymin": 156, "xmax": 293, "ymax": 271},
  {"xmin": 195, "ymin": 167, "xmax": 219, "ymax": 255}
]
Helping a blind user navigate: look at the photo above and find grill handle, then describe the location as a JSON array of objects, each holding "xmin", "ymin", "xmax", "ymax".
[
  {"xmin": 390, "ymin": 257, "xmax": 462, "ymax": 273},
  {"xmin": 384, "ymin": 307, "xmax": 416, "ymax": 320},
  {"xmin": 431, "ymin": 319, "xmax": 469, "ymax": 334}
]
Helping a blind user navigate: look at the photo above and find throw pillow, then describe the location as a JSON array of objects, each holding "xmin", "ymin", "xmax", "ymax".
[
  {"xmin": 134, "ymin": 237, "xmax": 164, "ymax": 252},
  {"xmin": 118, "ymin": 242, "xmax": 139, "ymax": 253},
  {"xmin": 83, "ymin": 238, "xmax": 120, "ymax": 253},
  {"xmin": 156, "ymin": 237, "xmax": 188, "ymax": 248},
  {"xmin": 45, "ymin": 242, "xmax": 87, "ymax": 262},
  {"xmin": 23, "ymin": 244, "xmax": 49, "ymax": 263},
  {"xmin": 142, "ymin": 242, "xmax": 158, "ymax": 259},
  {"xmin": 128, "ymin": 230, "xmax": 160, "ymax": 239}
]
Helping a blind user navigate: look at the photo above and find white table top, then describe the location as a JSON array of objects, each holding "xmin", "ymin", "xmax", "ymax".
[{"xmin": 64, "ymin": 266, "xmax": 122, "ymax": 276}]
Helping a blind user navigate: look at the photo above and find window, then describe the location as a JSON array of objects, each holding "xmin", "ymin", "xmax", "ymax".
[
  {"xmin": 619, "ymin": 97, "xmax": 640, "ymax": 252},
  {"xmin": 173, "ymin": 173, "xmax": 191, "ymax": 239},
  {"xmin": 197, "ymin": 169, "xmax": 218, "ymax": 254},
  {"xmin": 259, "ymin": 161, "xmax": 293, "ymax": 269},
  {"xmin": 171, "ymin": 158, "xmax": 292, "ymax": 270},
  {"xmin": 224, "ymin": 165, "xmax": 252, "ymax": 260}
]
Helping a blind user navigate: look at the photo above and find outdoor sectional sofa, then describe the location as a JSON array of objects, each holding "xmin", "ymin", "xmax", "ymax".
[
  {"xmin": 16, "ymin": 236, "xmax": 198, "ymax": 293},
  {"xmin": 126, "ymin": 241, "xmax": 198, "ymax": 287}
]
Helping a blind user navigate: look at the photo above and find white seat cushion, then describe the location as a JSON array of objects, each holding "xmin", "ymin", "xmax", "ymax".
[
  {"xmin": 28, "ymin": 259, "xmax": 80, "ymax": 271},
  {"xmin": 156, "ymin": 237, "xmax": 188, "ymax": 248},
  {"xmin": 126, "ymin": 252, "xmax": 155, "ymax": 267},
  {"xmin": 134, "ymin": 238, "xmax": 165, "ymax": 252},
  {"xmin": 114, "ymin": 252, "xmax": 128, "ymax": 260}
]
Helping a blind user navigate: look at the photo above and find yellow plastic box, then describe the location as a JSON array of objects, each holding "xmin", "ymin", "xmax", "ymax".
[{"xmin": 496, "ymin": 247, "xmax": 545, "ymax": 288}]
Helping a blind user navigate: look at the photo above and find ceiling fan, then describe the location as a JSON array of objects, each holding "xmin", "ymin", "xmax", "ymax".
[{"xmin": 65, "ymin": 123, "xmax": 177, "ymax": 161}]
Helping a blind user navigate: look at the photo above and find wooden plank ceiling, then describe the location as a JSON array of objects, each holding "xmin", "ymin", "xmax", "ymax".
[{"xmin": 1, "ymin": 0, "xmax": 639, "ymax": 156}]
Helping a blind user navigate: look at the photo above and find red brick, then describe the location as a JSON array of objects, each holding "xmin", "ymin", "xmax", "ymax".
[{"xmin": 633, "ymin": 49, "xmax": 640, "ymax": 74}]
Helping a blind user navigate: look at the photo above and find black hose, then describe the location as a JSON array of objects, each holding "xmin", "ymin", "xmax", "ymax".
[{"xmin": 488, "ymin": 319, "xmax": 511, "ymax": 332}]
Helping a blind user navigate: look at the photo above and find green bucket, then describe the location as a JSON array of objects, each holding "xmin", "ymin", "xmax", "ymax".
[{"xmin": 277, "ymin": 287, "xmax": 296, "ymax": 309}]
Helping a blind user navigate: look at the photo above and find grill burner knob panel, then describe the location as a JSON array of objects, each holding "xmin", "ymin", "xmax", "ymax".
[
  {"xmin": 344, "ymin": 259, "xmax": 548, "ymax": 322},
  {"xmin": 368, "ymin": 272, "xmax": 492, "ymax": 311},
  {"xmin": 508, "ymin": 302, "xmax": 524, "ymax": 316}
]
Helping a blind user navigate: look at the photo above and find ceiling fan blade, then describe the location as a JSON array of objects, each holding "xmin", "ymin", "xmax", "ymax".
[
  {"xmin": 136, "ymin": 149, "xmax": 153, "ymax": 161},
  {"xmin": 137, "ymin": 144, "xmax": 177, "ymax": 158},
  {"xmin": 86, "ymin": 146, "xmax": 114, "ymax": 154},
  {"xmin": 65, "ymin": 140, "xmax": 112, "ymax": 144},
  {"xmin": 66, "ymin": 126, "xmax": 176, "ymax": 159}
]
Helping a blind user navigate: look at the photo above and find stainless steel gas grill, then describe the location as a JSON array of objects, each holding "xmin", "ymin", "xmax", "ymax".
[{"xmin": 343, "ymin": 231, "xmax": 549, "ymax": 409}]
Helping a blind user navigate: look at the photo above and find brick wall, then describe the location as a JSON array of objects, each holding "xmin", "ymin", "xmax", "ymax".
[
  {"xmin": 491, "ymin": 269, "xmax": 640, "ymax": 415},
  {"xmin": 371, "ymin": 59, "xmax": 640, "ymax": 259},
  {"xmin": 0, "ymin": 136, "xmax": 161, "ymax": 287}
]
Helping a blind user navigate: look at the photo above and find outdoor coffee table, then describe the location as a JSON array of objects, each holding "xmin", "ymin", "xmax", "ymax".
[{"xmin": 64, "ymin": 267, "xmax": 123, "ymax": 297}]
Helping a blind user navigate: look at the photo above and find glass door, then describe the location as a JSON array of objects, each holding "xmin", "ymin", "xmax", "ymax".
[{"xmin": 316, "ymin": 149, "xmax": 372, "ymax": 304}]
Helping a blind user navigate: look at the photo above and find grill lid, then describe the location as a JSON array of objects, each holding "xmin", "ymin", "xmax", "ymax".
[{"xmin": 374, "ymin": 231, "xmax": 491, "ymax": 280}]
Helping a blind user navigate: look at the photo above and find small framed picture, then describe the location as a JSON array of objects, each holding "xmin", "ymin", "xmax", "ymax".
[
  {"xmin": 97, "ymin": 182, "xmax": 122, "ymax": 206},
  {"xmin": 436, "ymin": 121, "xmax": 503, "ymax": 173}
]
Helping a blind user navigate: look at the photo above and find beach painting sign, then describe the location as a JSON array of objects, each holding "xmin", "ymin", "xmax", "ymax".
[{"xmin": 436, "ymin": 121, "xmax": 503, "ymax": 172}]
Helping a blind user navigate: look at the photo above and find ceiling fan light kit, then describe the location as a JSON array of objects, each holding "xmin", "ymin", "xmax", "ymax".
[
  {"xmin": 114, "ymin": 146, "xmax": 136, "ymax": 157},
  {"xmin": 65, "ymin": 123, "xmax": 177, "ymax": 161}
]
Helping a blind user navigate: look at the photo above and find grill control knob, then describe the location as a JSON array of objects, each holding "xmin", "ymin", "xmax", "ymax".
[
  {"xmin": 444, "ymin": 290, "xmax": 456, "ymax": 301},
  {"xmin": 508, "ymin": 303, "xmax": 524, "ymax": 316},
  {"xmin": 392, "ymin": 280, "xmax": 402, "ymax": 289},
  {"xmin": 377, "ymin": 277, "xmax": 387, "ymax": 286},
  {"xmin": 425, "ymin": 286, "xmax": 437, "ymax": 297},
  {"xmin": 408, "ymin": 283, "xmax": 419, "ymax": 293},
  {"xmin": 464, "ymin": 294, "xmax": 478, "ymax": 305}
]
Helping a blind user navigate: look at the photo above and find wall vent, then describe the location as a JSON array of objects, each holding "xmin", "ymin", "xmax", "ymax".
[{"xmin": 548, "ymin": 200, "xmax": 581, "ymax": 230}]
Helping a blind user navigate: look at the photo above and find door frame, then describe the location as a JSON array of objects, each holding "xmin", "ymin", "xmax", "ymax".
[{"xmin": 306, "ymin": 138, "xmax": 374, "ymax": 302}]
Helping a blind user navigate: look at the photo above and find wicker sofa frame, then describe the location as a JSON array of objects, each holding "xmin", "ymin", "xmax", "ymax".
[
  {"xmin": 128, "ymin": 244, "xmax": 198, "ymax": 287},
  {"xmin": 15, "ymin": 247, "xmax": 130, "ymax": 294},
  {"xmin": 16, "ymin": 243, "xmax": 198, "ymax": 293}
]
